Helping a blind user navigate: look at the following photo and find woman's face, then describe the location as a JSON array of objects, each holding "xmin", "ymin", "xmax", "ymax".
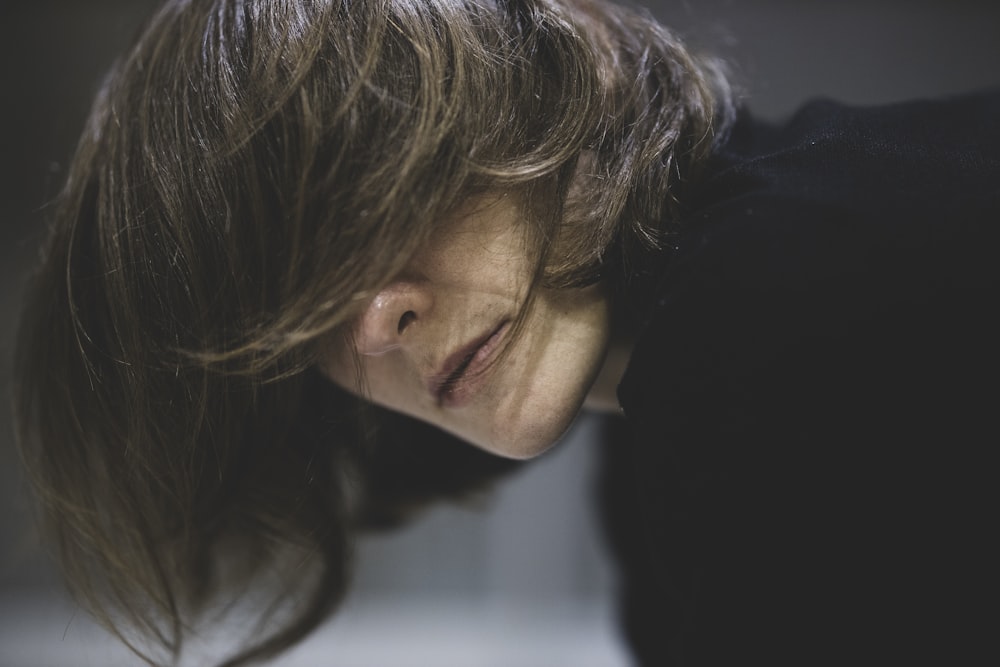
[{"xmin": 319, "ymin": 194, "xmax": 611, "ymax": 459}]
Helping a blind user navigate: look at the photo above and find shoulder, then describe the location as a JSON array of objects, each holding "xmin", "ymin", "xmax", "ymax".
[
  {"xmin": 619, "ymin": 89, "xmax": 1000, "ymax": 458},
  {"xmin": 697, "ymin": 89, "xmax": 1000, "ymax": 218}
]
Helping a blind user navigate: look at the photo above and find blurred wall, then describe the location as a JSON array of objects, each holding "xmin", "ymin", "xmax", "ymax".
[
  {"xmin": 654, "ymin": 0, "xmax": 1000, "ymax": 119},
  {"xmin": 1, "ymin": 0, "xmax": 163, "ymax": 591},
  {"xmin": 2, "ymin": 0, "xmax": 998, "ymax": 663}
]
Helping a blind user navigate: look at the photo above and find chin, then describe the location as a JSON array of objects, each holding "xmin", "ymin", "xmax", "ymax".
[
  {"xmin": 479, "ymin": 434, "xmax": 556, "ymax": 461},
  {"xmin": 476, "ymin": 395, "xmax": 586, "ymax": 461}
]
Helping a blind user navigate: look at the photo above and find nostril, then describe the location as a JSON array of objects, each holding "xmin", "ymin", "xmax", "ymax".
[{"xmin": 397, "ymin": 310, "xmax": 417, "ymax": 334}]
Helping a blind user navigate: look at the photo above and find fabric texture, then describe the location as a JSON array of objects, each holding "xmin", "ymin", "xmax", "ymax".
[{"xmin": 604, "ymin": 90, "xmax": 1000, "ymax": 666}]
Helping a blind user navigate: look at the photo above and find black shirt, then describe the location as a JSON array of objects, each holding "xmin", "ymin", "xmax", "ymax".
[{"xmin": 606, "ymin": 90, "xmax": 1000, "ymax": 666}]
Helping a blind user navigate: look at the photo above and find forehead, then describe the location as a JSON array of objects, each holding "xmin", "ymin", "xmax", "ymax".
[{"xmin": 406, "ymin": 192, "xmax": 530, "ymax": 273}]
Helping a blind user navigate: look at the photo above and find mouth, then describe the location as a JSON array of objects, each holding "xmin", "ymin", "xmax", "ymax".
[{"xmin": 430, "ymin": 320, "xmax": 510, "ymax": 408}]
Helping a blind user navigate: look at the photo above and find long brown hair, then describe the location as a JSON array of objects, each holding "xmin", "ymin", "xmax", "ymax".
[{"xmin": 13, "ymin": 0, "xmax": 731, "ymax": 664}]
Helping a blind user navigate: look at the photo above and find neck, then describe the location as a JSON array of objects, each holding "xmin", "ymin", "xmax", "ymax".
[
  {"xmin": 583, "ymin": 336, "xmax": 633, "ymax": 414},
  {"xmin": 583, "ymin": 277, "xmax": 645, "ymax": 414}
]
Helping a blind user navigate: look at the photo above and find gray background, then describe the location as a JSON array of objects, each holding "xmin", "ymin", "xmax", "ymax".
[{"xmin": 2, "ymin": 1, "xmax": 999, "ymax": 665}]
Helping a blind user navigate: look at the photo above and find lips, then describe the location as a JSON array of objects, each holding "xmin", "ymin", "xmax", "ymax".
[{"xmin": 430, "ymin": 321, "xmax": 510, "ymax": 407}]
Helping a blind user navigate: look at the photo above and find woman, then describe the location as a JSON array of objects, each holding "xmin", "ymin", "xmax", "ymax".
[{"xmin": 12, "ymin": 0, "xmax": 998, "ymax": 666}]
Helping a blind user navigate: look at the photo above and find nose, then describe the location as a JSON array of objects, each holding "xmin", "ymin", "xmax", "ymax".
[{"xmin": 353, "ymin": 280, "xmax": 433, "ymax": 355}]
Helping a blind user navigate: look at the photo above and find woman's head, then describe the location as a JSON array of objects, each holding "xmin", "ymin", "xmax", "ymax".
[{"xmin": 13, "ymin": 0, "xmax": 729, "ymax": 664}]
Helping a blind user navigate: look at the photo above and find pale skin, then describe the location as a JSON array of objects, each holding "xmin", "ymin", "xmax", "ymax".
[{"xmin": 319, "ymin": 193, "xmax": 626, "ymax": 459}]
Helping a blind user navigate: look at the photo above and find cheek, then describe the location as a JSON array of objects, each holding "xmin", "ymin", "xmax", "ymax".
[{"xmin": 357, "ymin": 359, "xmax": 419, "ymax": 412}]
